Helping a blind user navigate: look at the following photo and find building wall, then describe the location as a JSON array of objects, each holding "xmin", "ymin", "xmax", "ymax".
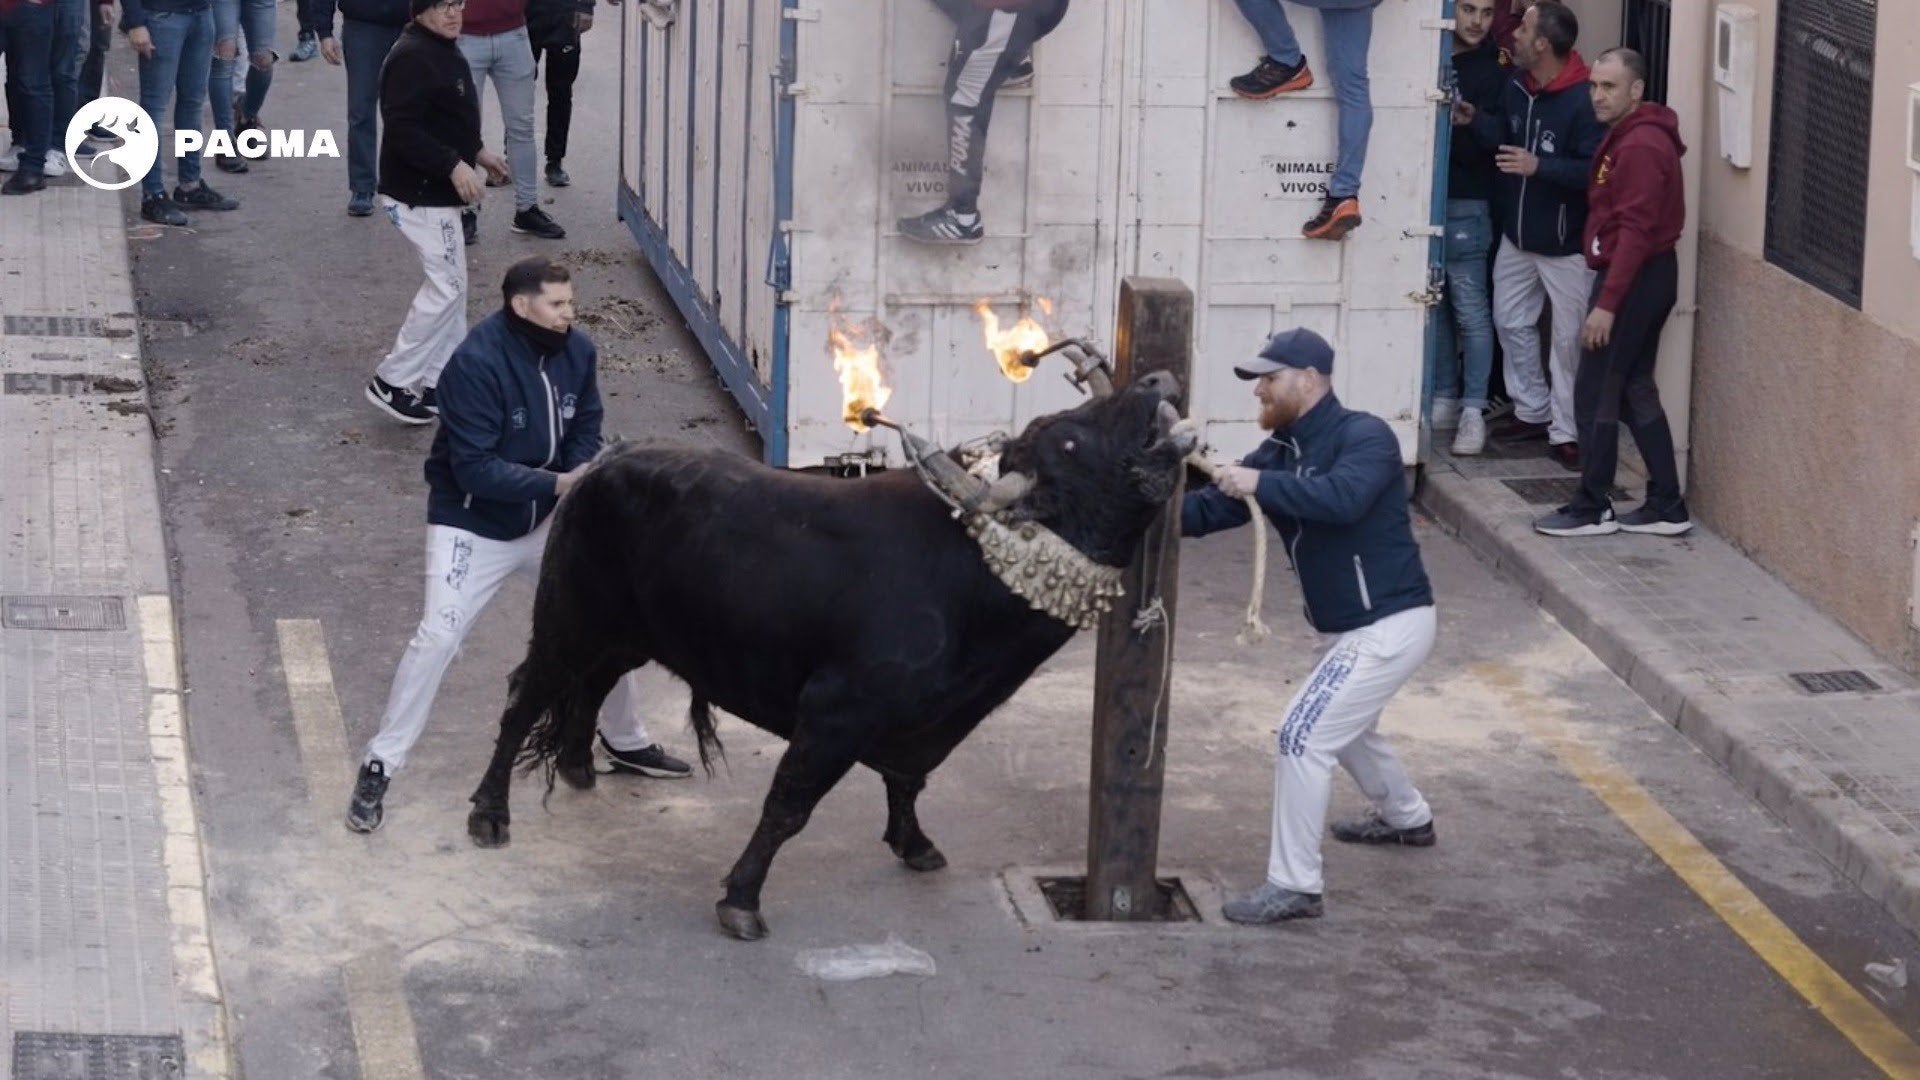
[{"xmin": 1686, "ymin": 1, "xmax": 1920, "ymax": 668}]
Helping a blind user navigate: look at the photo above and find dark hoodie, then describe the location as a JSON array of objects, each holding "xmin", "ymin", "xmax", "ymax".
[
  {"xmin": 1471, "ymin": 50, "xmax": 1607, "ymax": 257},
  {"xmin": 1584, "ymin": 101, "xmax": 1687, "ymax": 314}
]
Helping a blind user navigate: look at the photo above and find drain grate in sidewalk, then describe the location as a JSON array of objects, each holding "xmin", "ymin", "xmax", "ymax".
[
  {"xmin": 12, "ymin": 1032, "xmax": 185, "ymax": 1079},
  {"xmin": 1502, "ymin": 477, "xmax": 1629, "ymax": 506},
  {"xmin": 3, "ymin": 314, "xmax": 108, "ymax": 338},
  {"xmin": 1, "ymin": 595, "xmax": 127, "ymax": 631},
  {"xmin": 1789, "ymin": 670, "xmax": 1883, "ymax": 695}
]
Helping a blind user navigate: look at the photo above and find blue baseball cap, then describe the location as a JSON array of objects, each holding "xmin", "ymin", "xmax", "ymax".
[{"xmin": 1234, "ymin": 327, "xmax": 1335, "ymax": 379}]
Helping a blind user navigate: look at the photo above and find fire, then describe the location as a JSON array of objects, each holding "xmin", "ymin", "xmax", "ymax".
[
  {"xmin": 974, "ymin": 299, "xmax": 1053, "ymax": 383},
  {"xmin": 829, "ymin": 305, "xmax": 891, "ymax": 431}
]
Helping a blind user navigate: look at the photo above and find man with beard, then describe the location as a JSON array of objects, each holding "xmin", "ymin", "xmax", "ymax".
[
  {"xmin": 1183, "ymin": 328, "xmax": 1439, "ymax": 924},
  {"xmin": 348, "ymin": 258, "xmax": 692, "ymax": 834}
]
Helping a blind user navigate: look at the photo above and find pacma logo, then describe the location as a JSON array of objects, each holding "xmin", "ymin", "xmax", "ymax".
[{"xmin": 176, "ymin": 128, "xmax": 341, "ymax": 159}]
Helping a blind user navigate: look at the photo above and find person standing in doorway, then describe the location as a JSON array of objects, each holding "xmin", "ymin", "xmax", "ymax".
[
  {"xmin": 1226, "ymin": 0, "xmax": 1383, "ymax": 241},
  {"xmin": 1433, "ymin": 0, "xmax": 1503, "ymax": 456},
  {"xmin": 366, "ymin": 0, "xmax": 508, "ymax": 424},
  {"xmin": 1184, "ymin": 328, "xmax": 1440, "ymax": 924},
  {"xmin": 1456, "ymin": 0, "xmax": 1602, "ymax": 472},
  {"xmin": 1535, "ymin": 49, "xmax": 1690, "ymax": 538},
  {"xmin": 896, "ymin": 0, "xmax": 1069, "ymax": 246},
  {"xmin": 348, "ymin": 258, "xmax": 693, "ymax": 833}
]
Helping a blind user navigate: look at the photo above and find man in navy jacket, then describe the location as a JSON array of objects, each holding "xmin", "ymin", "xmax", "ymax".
[
  {"xmin": 348, "ymin": 258, "xmax": 691, "ymax": 833},
  {"xmin": 1184, "ymin": 327, "xmax": 1438, "ymax": 923}
]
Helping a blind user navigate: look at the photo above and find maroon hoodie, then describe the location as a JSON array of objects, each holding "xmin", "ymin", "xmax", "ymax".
[
  {"xmin": 1584, "ymin": 101, "xmax": 1687, "ymax": 314},
  {"xmin": 462, "ymin": 0, "xmax": 524, "ymax": 37}
]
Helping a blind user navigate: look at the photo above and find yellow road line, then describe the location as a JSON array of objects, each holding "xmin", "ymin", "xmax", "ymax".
[
  {"xmin": 1480, "ymin": 663, "xmax": 1920, "ymax": 1078},
  {"xmin": 275, "ymin": 618, "xmax": 429, "ymax": 1080}
]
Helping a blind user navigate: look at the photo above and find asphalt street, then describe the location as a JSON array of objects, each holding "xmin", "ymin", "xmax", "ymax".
[{"xmin": 111, "ymin": 8, "xmax": 1920, "ymax": 1078}]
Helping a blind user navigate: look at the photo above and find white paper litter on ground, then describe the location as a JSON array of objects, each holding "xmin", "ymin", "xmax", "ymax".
[{"xmin": 795, "ymin": 934, "xmax": 937, "ymax": 982}]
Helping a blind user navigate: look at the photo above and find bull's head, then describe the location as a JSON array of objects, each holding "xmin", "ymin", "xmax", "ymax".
[{"xmin": 988, "ymin": 369, "xmax": 1199, "ymax": 567}]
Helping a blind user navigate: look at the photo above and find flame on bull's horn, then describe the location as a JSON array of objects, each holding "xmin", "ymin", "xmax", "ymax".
[
  {"xmin": 828, "ymin": 303, "xmax": 892, "ymax": 432},
  {"xmin": 974, "ymin": 300, "xmax": 1053, "ymax": 383}
]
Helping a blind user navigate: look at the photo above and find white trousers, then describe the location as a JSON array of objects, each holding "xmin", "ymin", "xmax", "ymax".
[
  {"xmin": 365, "ymin": 522, "xmax": 652, "ymax": 773},
  {"xmin": 1491, "ymin": 245, "xmax": 1595, "ymax": 446},
  {"xmin": 375, "ymin": 200, "xmax": 468, "ymax": 394},
  {"xmin": 1267, "ymin": 604, "xmax": 1436, "ymax": 895}
]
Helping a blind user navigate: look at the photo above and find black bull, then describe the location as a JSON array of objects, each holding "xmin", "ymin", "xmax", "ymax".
[{"xmin": 467, "ymin": 371, "xmax": 1195, "ymax": 939}]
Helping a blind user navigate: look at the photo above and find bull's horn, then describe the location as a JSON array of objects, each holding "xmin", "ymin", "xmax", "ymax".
[
  {"xmin": 1084, "ymin": 366, "xmax": 1115, "ymax": 399},
  {"xmin": 976, "ymin": 471, "xmax": 1033, "ymax": 512}
]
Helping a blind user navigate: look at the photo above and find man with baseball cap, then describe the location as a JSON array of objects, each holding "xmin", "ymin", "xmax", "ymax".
[{"xmin": 1183, "ymin": 327, "xmax": 1440, "ymax": 924}]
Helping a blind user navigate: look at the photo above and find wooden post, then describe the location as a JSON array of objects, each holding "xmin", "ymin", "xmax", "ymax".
[{"xmin": 1085, "ymin": 277, "xmax": 1193, "ymax": 921}]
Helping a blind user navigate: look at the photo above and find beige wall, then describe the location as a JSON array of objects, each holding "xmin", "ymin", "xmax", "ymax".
[{"xmin": 1680, "ymin": 3, "xmax": 1920, "ymax": 669}]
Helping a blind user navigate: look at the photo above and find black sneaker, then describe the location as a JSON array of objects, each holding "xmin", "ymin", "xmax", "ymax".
[
  {"xmin": 1002, "ymin": 56, "xmax": 1034, "ymax": 89},
  {"xmin": 1331, "ymin": 811, "xmax": 1436, "ymax": 847},
  {"xmin": 290, "ymin": 29, "xmax": 318, "ymax": 61},
  {"xmin": 173, "ymin": 182, "xmax": 239, "ymax": 210},
  {"xmin": 419, "ymin": 386, "xmax": 438, "ymax": 415},
  {"xmin": 1618, "ymin": 499, "xmax": 1692, "ymax": 536},
  {"xmin": 1534, "ymin": 503, "xmax": 1618, "ymax": 537},
  {"xmin": 1, "ymin": 170, "xmax": 46, "ymax": 195},
  {"xmin": 346, "ymin": 760, "xmax": 390, "ymax": 833},
  {"xmin": 1230, "ymin": 55, "xmax": 1313, "ymax": 99},
  {"xmin": 599, "ymin": 735, "xmax": 693, "ymax": 778},
  {"xmin": 87, "ymin": 123, "xmax": 118, "ymax": 142},
  {"xmin": 141, "ymin": 196, "xmax": 189, "ymax": 226},
  {"xmin": 897, "ymin": 205, "xmax": 983, "ymax": 246},
  {"xmin": 216, "ymin": 155, "xmax": 249, "ymax": 174},
  {"xmin": 233, "ymin": 99, "xmax": 267, "ymax": 159},
  {"xmin": 365, "ymin": 376, "xmax": 435, "ymax": 425},
  {"xmin": 1221, "ymin": 881, "xmax": 1323, "ymax": 924},
  {"xmin": 462, "ymin": 210, "xmax": 478, "ymax": 246},
  {"xmin": 512, "ymin": 206, "xmax": 567, "ymax": 239},
  {"xmin": 347, "ymin": 190, "xmax": 375, "ymax": 217},
  {"xmin": 544, "ymin": 162, "xmax": 571, "ymax": 187}
]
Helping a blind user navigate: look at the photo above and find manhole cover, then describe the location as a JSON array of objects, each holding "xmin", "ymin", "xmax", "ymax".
[
  {"xmin": 3, "ymin": 314, "xmax": 108, "ymax": 338},
  {"xmin": 1037, "ymin": 876, "xmax": 1201, "ymax": 922},
  {"xmin": 1, "ymin": 595, "xmax": 127, "ymax": 631},
  {"xmin": 12, "ymin": 1032, "xmax": 184, "ymax": 1079},
  {"xmin": 1502, "ymin": 477, "xmax": 1629, "ymax": 506},
  {"xmin": 1789, "ymin": 670, "xmax": 1882, "ymax": 695}
]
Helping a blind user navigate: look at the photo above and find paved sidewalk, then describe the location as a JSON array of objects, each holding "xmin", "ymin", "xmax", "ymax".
[
  {"xmin": 0, "ymin": 189, "xmax": 229, "ymax": 1077},
  {"xmin": 1422, "ymin": 439, "xmax": 1920, "ymax": 939}
]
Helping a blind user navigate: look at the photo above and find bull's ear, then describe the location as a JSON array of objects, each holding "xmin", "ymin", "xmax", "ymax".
[{"xmin": 977, "ymin": 471, "xmax": 1033, "ymax": 512}]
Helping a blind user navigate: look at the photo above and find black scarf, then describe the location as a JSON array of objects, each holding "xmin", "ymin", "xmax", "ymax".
[{"xmin": 505, "ymin": 308, "xmax": 569, "ymax": 356}]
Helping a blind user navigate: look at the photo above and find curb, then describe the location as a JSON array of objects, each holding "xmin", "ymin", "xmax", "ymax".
[{"xmin": 1418, "ymin": 470, "xmax": 1920, "ymax": 940}]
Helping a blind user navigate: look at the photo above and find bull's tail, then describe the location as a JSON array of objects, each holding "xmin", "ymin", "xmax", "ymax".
[
  {"xmin": 688, "ymin": 697, "xmax": 725, "ymax": 777},
  {"xmin": 512, "ymin": 656, "xmax": 611, "ymax": 801}
]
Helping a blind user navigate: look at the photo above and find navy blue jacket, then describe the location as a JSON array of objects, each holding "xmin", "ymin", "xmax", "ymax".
[
  {"xmin": 1469, "ymin": 52, "xmax": 1605, "ymax": 257},
  {"xmin": 1182, "ymin": 394, "xmax": 1433, "ymax": 635},
  {"xmin": 424, "ymin": 311, "xmax": 604, "ymax": 541}
]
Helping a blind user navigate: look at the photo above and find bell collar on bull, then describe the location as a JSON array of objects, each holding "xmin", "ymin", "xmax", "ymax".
[{"xmin": 859, "ymin": 344, "xmax": 1135, "ymax": 633}]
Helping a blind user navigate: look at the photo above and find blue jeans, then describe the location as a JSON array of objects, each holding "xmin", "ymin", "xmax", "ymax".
[
  {"xmin": 458, "ymin": 27, "xmax": 538, "ymax": 211},
  {"xmin": 0, "ymin": 1, "xmax": 57, "ymax": 173},
  {"xmin": 1434, "ymin": 198, "xmax": 1495, "ymax": 409},
  {"xmin": 1229, "ymin": 0, "xmax": 1377, "ymax": 198},
  {"xmin": 51, "ymin": 0, "xmax": 87, "ymax": 148},
  {"xmin": 136, "ymin": 6, "xmax": 215, "ymax": 199},
  {"xmin": 342, "ymin": 18, "xmax": 401, "ymax": 195},
  {"xmin": 209, "ymin": 0, "xmax": 275, "ymax": 130}
]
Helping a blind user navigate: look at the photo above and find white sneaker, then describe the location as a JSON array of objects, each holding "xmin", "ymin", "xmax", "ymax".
[
  {"xmin": 42, "ymin": 151, "xmax": 68, "ymax": 177},
  {"xmin": 1430, "ymin": 397, "xmax": 1460, "ymax": 430},
  {"xmin": 0, "ymin": 145, "xmax": 17, "ymax": 172},
  {"xmin": 1451, "ymin": 407, "xmax": 1486, "ymax": 456}
]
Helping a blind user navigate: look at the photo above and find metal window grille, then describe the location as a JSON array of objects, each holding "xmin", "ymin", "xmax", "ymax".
[
  {"xmin": 1765, "ymin": 0, "xmax": 1878, "ymax": 307},
  {"xmin": 1623, "ymin": 0, "xmax": 1672, "ymax": 105}
]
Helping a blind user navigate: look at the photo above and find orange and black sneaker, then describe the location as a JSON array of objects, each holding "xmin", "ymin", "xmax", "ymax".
[
  {"xmin": 1230, "ymin": 56, "xmax": 1313, "ymax": 99},
  {"xmin": 1302, "ymin": 195, "xmax": 1362, "ymax": 241}
]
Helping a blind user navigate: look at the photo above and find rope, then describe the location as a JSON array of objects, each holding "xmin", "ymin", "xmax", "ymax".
[{"xmin": 1183, "ymin": 454, "xmax": 1272, "ymax": 646}]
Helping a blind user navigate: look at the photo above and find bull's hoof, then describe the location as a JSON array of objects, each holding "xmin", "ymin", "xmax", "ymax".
[
  {"xmin": 901, "ymin": 846, "xmax": 948, "ymax": 872},
  {"xmin": 715, "ymin": 902, "xmax": 768, "ymax": 941},
  {"xmin": 558, "ymin": 760, "xmax": 597, "ymax": 791},
  {"xmin": 468, "ymin": 807, "xmax": 511, "ymax": 848}
]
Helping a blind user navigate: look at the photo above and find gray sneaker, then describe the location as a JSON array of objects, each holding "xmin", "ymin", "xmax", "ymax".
[
  {"xmin": 1450, "ymin": 407, "xmax": 1486, "ymax": 456},
  {"xmin": 1221, "ymin": 881, "xmax": 1323, "ymax": 924}
]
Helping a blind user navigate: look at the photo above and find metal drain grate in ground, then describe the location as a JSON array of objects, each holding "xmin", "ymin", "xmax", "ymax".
[
  {"xmin": 1789, "ymin": 670, "xmax": 1882, "ymax": 695},
  {"xmin": 13, "ymin": 1032, "xmax": 185, "ymax": 1079},
  {"xmin": 3, "ymin": 314, "xmax": 108, "ymax": 338},
  {"xmin": 1502, "ymin": 477, "xmax": 1629, "ymax": 506},
  {"xmin": 1, "ymin": 595, "xmax": 127, "ymax": 631},
  {"xmin": 3, "ymin": 373, "xmax": 143, "ymax": 396}
]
